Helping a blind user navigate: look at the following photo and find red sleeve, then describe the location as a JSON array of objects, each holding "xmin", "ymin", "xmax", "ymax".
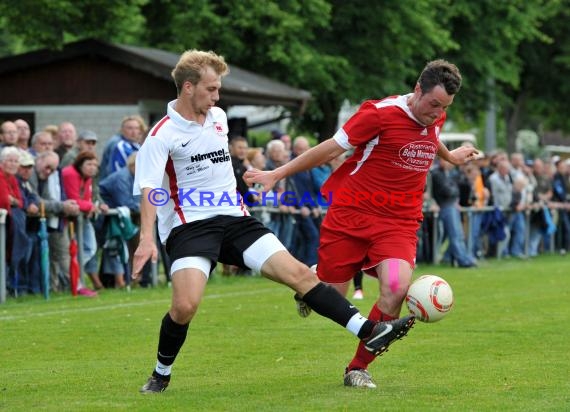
[
  {"xmin": 62, "ymin": 166, "xmax": 94, "ymax": 212},
  {"xmin": 342, "ymin": 100, "xmax": 384, "ymax": 147},
  {"xmin": 0, "ymin": 174, "xmax": 10, "ymax": 210}
]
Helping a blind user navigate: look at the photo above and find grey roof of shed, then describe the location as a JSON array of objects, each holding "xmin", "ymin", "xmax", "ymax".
[{"xmin": 0, "ymin": 38, "xmax": 311, "ymax": 109}]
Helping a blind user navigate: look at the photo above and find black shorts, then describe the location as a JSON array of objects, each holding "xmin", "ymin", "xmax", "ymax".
[{"xmin": 165, "ymin": 215, "xmax": 272, "ymax": 272}]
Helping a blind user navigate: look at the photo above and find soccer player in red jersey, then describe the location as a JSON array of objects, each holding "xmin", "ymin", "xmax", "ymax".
[{"xmin": 245, "ymin": 59, "xmax": 479, "ymax": 388}]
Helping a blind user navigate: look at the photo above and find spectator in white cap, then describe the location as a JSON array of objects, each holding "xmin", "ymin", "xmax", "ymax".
[{"xmin": 16, "ymin": 151, "xmax": 43, "ymax": 294}]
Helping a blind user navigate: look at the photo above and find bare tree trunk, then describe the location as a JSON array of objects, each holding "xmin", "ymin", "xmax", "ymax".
[
  {"xmin": 318, "ymin": 109, "xmax": 339, "ymax": 142},
  {"xmin": 315, "ymin": 94, "xmax": 344, "ymax": 143},
  {"xmin": 485, "ymin": 77, "xmax": 497, "ymax": 152}
]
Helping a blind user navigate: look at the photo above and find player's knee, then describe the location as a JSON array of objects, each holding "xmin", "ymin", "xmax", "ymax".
[
  {"xmin": 282, "ymin": 263, "xmax": 318, "ymax": 293},
  {"xmin": 170, "ymin": 300, "xmax": 199, "ymax": 323},
  {"xmin": 395, "ymin": 283, "xmax": 411, "ymax": 300},
  {"xmin": 383, "ymin": 277, "xmax": 411, "ymax": 297}
]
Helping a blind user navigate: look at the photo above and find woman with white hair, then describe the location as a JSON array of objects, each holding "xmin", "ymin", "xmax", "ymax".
[
  {"xmin": 0, "ymin": 147, "xmax": 23, "ymax": 210},
  {"xmin": 0, "ymin": 146, "xmax": 28, "ymax": 296}
]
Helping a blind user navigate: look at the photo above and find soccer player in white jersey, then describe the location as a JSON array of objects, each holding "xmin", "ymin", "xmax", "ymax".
[{"xmin": 132, "ymin": 50, "xmax": 415, "ymax": 394}]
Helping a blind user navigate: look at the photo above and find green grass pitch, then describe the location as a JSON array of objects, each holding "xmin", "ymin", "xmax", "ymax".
[{"xmin": 1, "ymin": 255, "xmax": 569, "ymax": 411}]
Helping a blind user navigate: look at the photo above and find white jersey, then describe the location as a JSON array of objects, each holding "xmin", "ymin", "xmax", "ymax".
[{"xmin": 134, "ymin": 100, "xmax": 248, "ymax": 243}]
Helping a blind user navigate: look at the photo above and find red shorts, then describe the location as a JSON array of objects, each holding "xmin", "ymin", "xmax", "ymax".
[{"xmin": 316, "ymin": 207, "xmax": 419, "ymax": 283}]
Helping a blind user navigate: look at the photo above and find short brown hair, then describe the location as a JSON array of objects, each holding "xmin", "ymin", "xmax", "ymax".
[
  {"xmin": 171, "ymin": 50, "xmax": 229, "ymax": 95},
  {"xmin": 417, "ymin": 59, "xmax": 462, "ymax": 95},
  {"xmin": 73, "ymin": 151, "xmax": 98, "ymax": 174},
  {"xmin": 229, "ymin": 136, "xmax": 247, "ymax": 146}
]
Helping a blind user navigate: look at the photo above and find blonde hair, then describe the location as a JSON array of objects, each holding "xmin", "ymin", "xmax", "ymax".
[
  {"xmin": 121, "ymin": 115, "xmax": 148, "ymax": 135},
  {"xmin": 43, "ymin": 124, "xmax": 58, "ymax": 139},
  {"xmin": 171, "ymin": 50, "xmax": 229, "ymax": 94},
  {"xmin": 247, "ymin": 148, "xmax": 263, "ymax": 163}
]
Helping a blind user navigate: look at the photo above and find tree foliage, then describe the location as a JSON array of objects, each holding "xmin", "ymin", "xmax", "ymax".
[
  {"xmin": 511, "ymin": 0, "xmax": 570, "ymax": 134},
  {"xmin": 305, "ymin": 0, "xmax": 458, "ymax": 138},
  {"xmin": 0, "ymin": 0, "xmax": 146, "ymax": 56},
  {"xmin": 442, "ymin": 0, "xmax": 561, "ymax": 150},
  {"xmin": 139, "ymin": 0, "xmax": 342, "ymax": 136}
]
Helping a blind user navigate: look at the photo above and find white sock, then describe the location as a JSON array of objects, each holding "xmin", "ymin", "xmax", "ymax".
[
  {"xmin": 346, "ymin": 313, "xmax": 368, "ymax": 337},
  {"xmin": 155, "ymin": 361, "xmax": 172, "ymax": 377}
]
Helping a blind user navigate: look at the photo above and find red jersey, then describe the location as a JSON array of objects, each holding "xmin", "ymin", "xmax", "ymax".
[{"xmin": 322, "ymin": 94, "xmax": 445, "ymax": 221}]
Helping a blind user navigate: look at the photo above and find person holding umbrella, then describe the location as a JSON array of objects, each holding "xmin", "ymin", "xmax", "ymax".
[
  {"xmin": 28, "ymin": 151, "xmax": 80, "ymax": 293},
  {"xmin": 62, "ymin": 151, "xmax": 108, "ymax": 296},
  {"xmin": 15, "ymin": 151, "xmax": 41, "ymax": 295}
]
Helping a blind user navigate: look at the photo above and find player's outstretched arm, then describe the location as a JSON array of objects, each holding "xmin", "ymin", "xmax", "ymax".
[
  {"xmin": 244, "ymin": 139, "xmax": 346, "ymax": 191},
  {"xmin": 437, "ymin": 141, "xmax": 479, "ymax": 165},
  {"xmin": 132, "ymin": 187, "xmax": 158, "ymax": 279}
]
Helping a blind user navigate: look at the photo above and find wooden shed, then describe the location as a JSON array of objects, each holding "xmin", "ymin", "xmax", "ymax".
[{"xmin": 0, "ymin": 38, "xmax": 310, "ymax": 144}]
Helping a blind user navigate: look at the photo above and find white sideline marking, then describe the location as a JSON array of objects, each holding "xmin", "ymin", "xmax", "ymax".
[{"xmin": 0, "ymin": 287, "xmax": 283, "ymax": 322}]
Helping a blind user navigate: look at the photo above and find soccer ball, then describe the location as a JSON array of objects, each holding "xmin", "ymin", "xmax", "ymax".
[{"xmin": 406, "ymin": 275, "xmax": 454, "ymax": 322}]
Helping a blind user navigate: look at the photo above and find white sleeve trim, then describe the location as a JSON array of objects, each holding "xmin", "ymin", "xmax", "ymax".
[{"xmin": 332, "ymin": 128, "xmax": 354, "ymax": 151}]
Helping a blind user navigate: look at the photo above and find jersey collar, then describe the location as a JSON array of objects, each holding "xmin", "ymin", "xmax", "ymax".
[{"xmin": 167, "ymin": 100, "xmax": 215, "ymax": 131}]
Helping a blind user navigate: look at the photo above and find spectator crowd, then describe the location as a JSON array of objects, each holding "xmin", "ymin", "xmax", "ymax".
[
  {"xmin": 1, "ymin": 116, "xmax": 147, "ymax": 297},
  {"xmin": 2, "ymin": 119, "xmax": 570, "ymax": 299}
]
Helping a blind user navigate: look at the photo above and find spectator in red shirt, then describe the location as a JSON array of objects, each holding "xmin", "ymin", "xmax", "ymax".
[
  {"xmin": 62, "ymin": 151, "xmax": 108, "ymax": 294},
  {"xmin": 0, "ymin": 146, "xmax": 24, "ymax": 213},
  {"xmin": 1, "ymin": 147, "xmax": 25, "ymax": 295}
]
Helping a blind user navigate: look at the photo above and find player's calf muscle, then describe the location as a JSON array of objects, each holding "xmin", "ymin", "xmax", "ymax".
[{"xmin": 261, "ymin": 253, "xmax": 316, "ymax": 292}]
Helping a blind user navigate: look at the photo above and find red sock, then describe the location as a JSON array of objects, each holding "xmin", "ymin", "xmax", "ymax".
[{"xmin": 347, "ymin": 306, "xmax": 396, "ymax": 371}]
